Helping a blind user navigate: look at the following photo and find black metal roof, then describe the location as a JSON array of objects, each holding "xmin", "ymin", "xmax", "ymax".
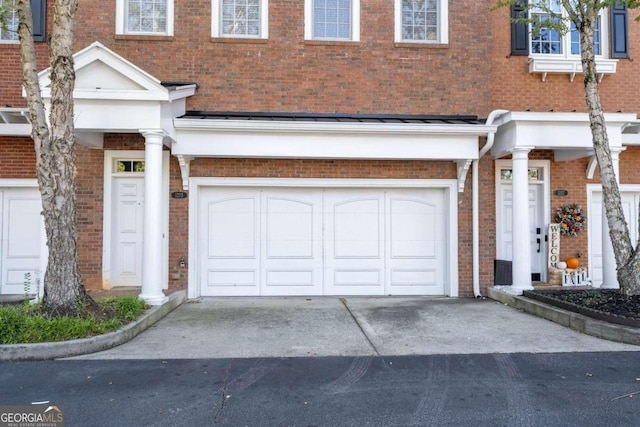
[
  {"xmin": 178, "ymin": 111, "xmax": 486, "ymax": 125},
  {"xmin": 161, "ymin": 81, "xmax": 199, "ymax": 91}
]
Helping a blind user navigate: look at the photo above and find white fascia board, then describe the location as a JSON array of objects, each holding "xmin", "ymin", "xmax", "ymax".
[
  {"xmin": 174, "ymin": 118, "xmax": 495, "ymax": 136},
  {"xmin": 494, "ymin": 111, "xmax": 638, "ymax": 126},
  {"xmin": 0, "ymin": 123, "xmax": 31, "ymax": 136},
  {"xmin": 173, "ymin": 127, "xmax": 483, "ymax": 160},
  {"xmin": 73, "ymin": 100, "xmax": 163, "ymax": 132},
  {"xmin": 623, "ymin": 133, "xmax": 640, "ymax": 145}
]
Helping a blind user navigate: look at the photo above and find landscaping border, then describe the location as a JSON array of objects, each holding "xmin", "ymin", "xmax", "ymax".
[
  {"xmin": 0, "ymin": 290, "xmax": 186, "ymax": 361},
  {"xmin": 523, "ymin": 289, "xmax": 640, "ymax": 328},
  {"xmin": 487, "ymin": 287, "xmax": 640, "ymax": 346}
]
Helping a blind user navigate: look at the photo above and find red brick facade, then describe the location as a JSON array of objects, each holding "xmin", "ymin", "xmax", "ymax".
[{"xmin": 1, "ymin": 0, "xmax": 639, "ymax": 297}]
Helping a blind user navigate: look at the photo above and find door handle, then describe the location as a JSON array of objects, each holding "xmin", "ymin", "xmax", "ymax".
[{"xmin": 536, "ymin": 238, "xmax": 541, "ymax": 253}]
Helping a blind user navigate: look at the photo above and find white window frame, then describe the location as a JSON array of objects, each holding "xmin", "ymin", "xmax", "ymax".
[
  {"xmin": 529, "ymin": 2, "xmax": 609, "ymax": 59},
  {"xmin": 115, "ymin": 0, "xmax": 174, "ymax": 36},
  {"xmin": 527, "ymin": 5, "xmax": 617, "ymax": 81},
  {"xmin": 211, "ymin": 0, "xmax": 269, "ymax": 39},
  {"xmin": 0, "ymin": 0, "xmax": 19, "ymax": 43},
  {"xmin": 394, "ymin": 0, "xmax": 449, "ymax": 44},
  {"xmin": 304, "ymin": 0, "xmax": 360, "ymax": 42}
]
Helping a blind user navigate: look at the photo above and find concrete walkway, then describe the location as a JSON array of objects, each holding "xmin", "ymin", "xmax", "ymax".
[{"xmin": 67, "ymin": 296, "xmax": 639, "ymax": 360}]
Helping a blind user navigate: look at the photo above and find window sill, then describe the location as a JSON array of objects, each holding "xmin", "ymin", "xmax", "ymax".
[
  {"xmin": 528, "ymin": 56, "xmax": 618, "ymax": 82},
  {"xmin": 304, "ymin": 39, "xmax": 359, "ymax": 46},
  {"xmin": 210, "ymin": 37, "xmax": 269, "ymax": 44},
  {"xmin": 394, "ymin": 42, "xmax": 449, "ymax": 49},
  {"xmin": 115, "ymin": 35, "xmax": 174, "ymax": 41}
]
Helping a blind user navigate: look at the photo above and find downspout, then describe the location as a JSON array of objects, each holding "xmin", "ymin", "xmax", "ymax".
[{"xmin": 473, "ymin": 109, "xmax": 509, "ymax": 298}]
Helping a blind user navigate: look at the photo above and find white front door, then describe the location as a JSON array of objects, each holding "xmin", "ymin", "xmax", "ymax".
[
  {"xmin": 111, "ymin": 176, "xmax": 144, "ymax": 287},
  {"xmin": 589, "ymin": 190, "xmax": 639, "ymax": 287},
  {"xmin": 496, "ymin": 162, "xmax": 548, "ymax": 282},
  {"xmin": 0, "ymin": 188, "xmax": 45, "ymax": 295}
]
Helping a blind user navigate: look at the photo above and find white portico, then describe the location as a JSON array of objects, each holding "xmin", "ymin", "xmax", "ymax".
[
  {"xmin": 492, "ymin": 111, "xmax": 640, "ymax": 294},
  {"xmin": 35, "ymin": 42, "xmax": 196, "ymax": 305}
]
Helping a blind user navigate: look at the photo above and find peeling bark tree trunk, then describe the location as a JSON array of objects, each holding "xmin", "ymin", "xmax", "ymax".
[
  {"xmin": 575, "ymin": 4, "xmax": 640, "ymax": 295},
  {"xmin": 17, "ymin": 0, "xmax": 91, "ymax": 315}
]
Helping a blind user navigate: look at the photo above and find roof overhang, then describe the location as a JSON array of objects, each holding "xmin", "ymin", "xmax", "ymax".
[
  {"xmin": 492, "ymin": 111, "xmax": 639, "ymax": 160},
  {"xmin": 0, "ymin": 108, "xmax": 30, "ymax": 136},
  {"xmin": 172, "ymin": 115, "xmax": 497, "ymax": 161}
]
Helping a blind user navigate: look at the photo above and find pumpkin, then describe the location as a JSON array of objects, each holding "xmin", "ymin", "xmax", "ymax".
[{"xmin": 566, "ymin": 257, "xmax": 579, "ymax": 269}]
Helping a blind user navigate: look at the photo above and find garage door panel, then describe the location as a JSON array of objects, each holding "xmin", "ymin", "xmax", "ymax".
[
  {"xmin": 386, "ymin": 191, "xmax": 445, "ymax": 295},
  {"xmin": 208, "ymin": 197, "xmax": 257, "ymax": 258},
  {"xmin": 205, "ymin": 269, "xmax": 259, "ymax": 296},
  {"xmin": 200, "ymin": 190, "xmax": 260, "ymax": 296},
  {"xmin": 261, "ymin": 190, "xmax": 323, "ymax": 295},
  {"xmin": 265, "ymin": 197, "xmax": 315, "ymax": 258},
  {"xmin": 390, "ymin": 198, "xmax": 439, "ymax": 259},
  {"xmin": 333, "ymin": 198, "xmax": 382, "ymax": 259},
  {"xmin": 325, "ymin": 191, "xmax": 385, "ymax": 295}
]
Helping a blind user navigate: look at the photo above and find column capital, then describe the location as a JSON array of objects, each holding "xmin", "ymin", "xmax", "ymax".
[
  {"xmin": 139, "ymin": 129, "xmax": 167, "ymax": 143},
  {"xmin": 507, "ymin": 146, "xmax": 535, "ymax": 158}
]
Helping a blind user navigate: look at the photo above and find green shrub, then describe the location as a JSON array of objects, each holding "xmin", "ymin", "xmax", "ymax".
[{"xmin": 0, "ymin": 296, "xmax": 148, "ymax": 344}]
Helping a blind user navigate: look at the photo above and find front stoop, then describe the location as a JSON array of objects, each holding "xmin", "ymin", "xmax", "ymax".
[
  {"xmin": 0, "ymin": 290, "xmax": 186, "ymax": 361},
  {"xmin": 487, "ymin": 287, "xmax": 640, "ymax": 346}
]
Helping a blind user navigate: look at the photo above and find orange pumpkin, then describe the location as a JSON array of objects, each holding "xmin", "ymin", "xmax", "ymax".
[{"xmin": 566, "ymin": 257, "xmax": 579, "ymax": 269}]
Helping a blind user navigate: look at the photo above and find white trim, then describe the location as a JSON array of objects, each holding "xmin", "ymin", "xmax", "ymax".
[
  {"xmin": 394, "ymin": 0, "xmax": 449, "ymax": 44},
  {"xmin": 495, "ymin": 159, "xmax": 550, "ymax": 280},
  {"xmin": 586, "ymin": 183, "xmax": 640, "ymax": 286},
  {"xmin": 188, "ymin": 177, "xmax": 458, "ymax": 298},
  {"xmin": 0, "ymin": 179, "xmax": 47, "ymax": 297},
  {"xmin": 304, "ymin": 0, "xmax": 360, "ymax": 41},
  {"xmin": 211, "ymin": 0, "xmax": 269, "ymax": 39},
  {"xmin": 103, "ymin": 150, "xmax": 170, "ymax": 289},
  {"xmin": 115, "ymin": 0, "xmax": 174, "ymax": 36},
  {"xmin": 0, "ymin": 179, "xmax": 38, "ymax": 187}
]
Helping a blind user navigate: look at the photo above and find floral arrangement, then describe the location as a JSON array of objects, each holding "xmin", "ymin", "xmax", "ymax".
[{"xmin": 555, "ymin": 203, "xmax": 586, "ymax": 236}]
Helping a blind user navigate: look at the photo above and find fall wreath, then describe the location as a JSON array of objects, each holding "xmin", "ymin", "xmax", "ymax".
[{"xmin": 555, "ymin": 203, "xmax": 586, "ymax": 236}]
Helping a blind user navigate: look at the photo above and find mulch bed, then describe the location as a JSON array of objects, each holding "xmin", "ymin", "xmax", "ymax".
[{"xmin": 523, "ymin": 288, "xmax": 640, "ymax": 328}]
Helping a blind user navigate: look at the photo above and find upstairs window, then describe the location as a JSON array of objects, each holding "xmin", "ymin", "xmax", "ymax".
[
  {"xmin": 211, "ymin": 0, "xmax": 268, "ymax": 39},
  {"xmin": 511, "ymin": 0, "xmax": 627, "ymax": 59},
  {"xmin": 116, "ymin": 0, "xmax": 174, "ymax": 36},
  {"xmin": 0, "ymin": 0, "xmax": 18, "ymax": 42},
  {"xmin": 395, "ymin": 0, "xmax": 448, "ymax": 44},
  {"xmin": 530, "ymin": 0, "xmax": 604, "ymax": 57},
  {"xmin": 305, "ymin": 0, "xmax": 360, "ymax": 41}
]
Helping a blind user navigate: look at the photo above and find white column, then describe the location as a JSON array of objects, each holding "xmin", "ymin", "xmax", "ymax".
[
  {"xmin": 509, "ymin": 147, "xmax": 534, "ymax": 294},
  {"xmin": 139, "ymin": 130, "xmax": 169, "ymax": 305},
  {"xmin": 601, "ymin": 148, "xmax": 624, "ymax": 289}
]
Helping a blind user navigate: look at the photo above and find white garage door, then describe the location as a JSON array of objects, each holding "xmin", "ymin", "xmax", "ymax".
[
  {"xmin": 0, "ymin": 187, "xmax": 45, "ymax": 295},
  {"xmin": 589, "ymin": 190, "xmax": 639, "ymax": 287},
  {"xmin": 198, "ymin": 187, "xmax": 447, "ymax": 296}
]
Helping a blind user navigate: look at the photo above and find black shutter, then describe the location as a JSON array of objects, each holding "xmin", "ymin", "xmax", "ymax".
[
  {"xmin": 610, "ymin": 3, "xmax": 628, "ymax": 59},
  {"xmin": 511, "ymin": 0, "xmax": 529, "ymax": 56},
  {"xmin": 31, "ymin": 0, "xmax": 46, "ymax": 42}
]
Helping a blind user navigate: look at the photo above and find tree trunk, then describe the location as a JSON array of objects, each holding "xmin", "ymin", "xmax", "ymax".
[
  {"xmin": 578, "ymin": 9, "xmax": 640, "ymax": 295},
  {"xmin": 17, "ymin": 0, "xmax": 91, "ymax": 315}
]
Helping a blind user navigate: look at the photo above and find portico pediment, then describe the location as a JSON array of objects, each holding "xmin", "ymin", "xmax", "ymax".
[{"xmin": 30, "ymin": 42, "xmax": 196, "ymax": 138}]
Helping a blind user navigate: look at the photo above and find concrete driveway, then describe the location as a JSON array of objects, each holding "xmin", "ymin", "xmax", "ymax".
[{"xmin": 68, "ymin": 296, "xmax": 639, "ymax": 360}]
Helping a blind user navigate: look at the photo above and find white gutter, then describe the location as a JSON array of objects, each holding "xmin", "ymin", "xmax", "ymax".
[{"xmin": 473, "ymin": 109, "xmax": 509, "ymax": 298}]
